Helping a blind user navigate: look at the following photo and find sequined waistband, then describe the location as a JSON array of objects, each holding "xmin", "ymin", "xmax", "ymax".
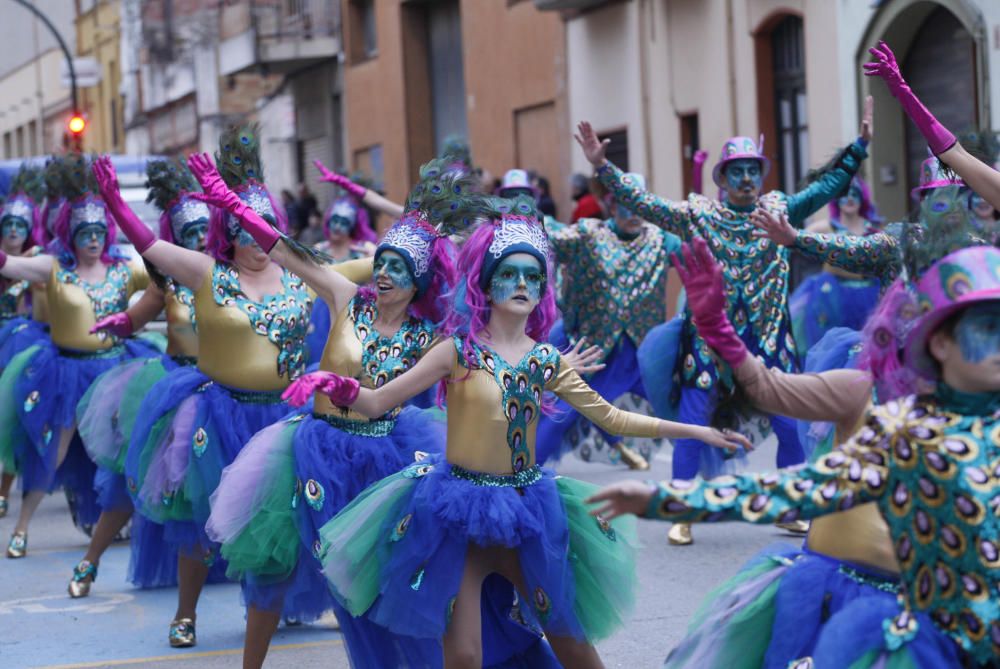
[
  {"xmin": 449, "ymin": 464, "xmax": 543, "ymax": 488},
  {"xmin": 837, "ymin": 563, "xmax": 900, "ymax": 593},
  {"xmin": 170, "ymin": 355, "xmax": 197, "ymax": 367},
  {"xmin": 213, "ymin": 383, "xmax": 285, "ymax": 405},
  {"xmin": 58, "ymin": 345, "xmax": 126, "ymax": 360},
  {"xmin": 314, "ymin": 412, "xmax": 396, "ymax": 437}
]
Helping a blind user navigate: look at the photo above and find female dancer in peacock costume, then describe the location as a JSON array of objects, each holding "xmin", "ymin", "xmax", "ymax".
[
  {"xmin": 69, "ymin": 158, "xmax": 219, "ymax": 598},
  {"xmin": 309, "ymin": 196, "xmax": 750, "ymax": 667},
  {"xmin": 0, "ymin": 154, "xmax": 160, "ymax": 559},
  {"xmin": 96, "ymin": 126, "xmax": 366, "ymax": 649},
  {"xmin": 591, "ymin": 241, "xmax": 1000, "ymax": 668}
]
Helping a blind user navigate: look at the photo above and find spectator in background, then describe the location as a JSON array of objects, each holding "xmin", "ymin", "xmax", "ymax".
[
  {"xmin": 534, "ymin": 174, "xmax": 558, "ymax": 219},
  {"xmin": 295, "ymin": 183, "xmax": 318, "ymax": 233},
  {"xmin": 281, "ymin": 189, "xmax": 301, "ymax": 236},
  {"xmin": 297, "ymin": 211, "xmax": 325, "ymax": 246},
  {"xmin": 570, "ymin": 172, "xmax": 603, "ymax": 221}
]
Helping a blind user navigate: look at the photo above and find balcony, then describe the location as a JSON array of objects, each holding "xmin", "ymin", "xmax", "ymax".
[
  {"xmin": 533, "ymin": 0, "xmax": 613, "ymax": 10},
  {"xmin": 219, "ymin": 0, "xmax": 342, "ymax": 76}
]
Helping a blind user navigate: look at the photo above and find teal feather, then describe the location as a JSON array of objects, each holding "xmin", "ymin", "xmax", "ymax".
[
  {"xmin": 61, "ymin": 153, "xmax": 98, "ymax": 201},
  {"xmin": 43, "ymin": 156, "xmax": 68, "ymax": 200},
  {"xmin": 146, "ymin": 158, "xmax": 199, "ymax": 211},
  {"xmin": 9, "ymin": 165, "xmax": 46, "ymax": 204},
  {"xmin": 215, "ymin": 123, "xmax": 264, "ymax": 187},
  {"xmin": 403, "ymin": 157, "xmax": 489, "ymax": 236}
]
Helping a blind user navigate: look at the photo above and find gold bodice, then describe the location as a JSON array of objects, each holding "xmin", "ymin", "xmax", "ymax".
[
  {"xmin": 315, "ymin": 300, "xmax": 374, "ymax": 421},
  {"xmin": 165, "ymin": 282, "xmax": 198, "ymax": 359},
  {"xmin": 48, "ymin": 259, "xmax": 148, "ymax": 351},
  {"xmin": 30, "ymin": 282, "xmax": 49, "ymax": 323}
]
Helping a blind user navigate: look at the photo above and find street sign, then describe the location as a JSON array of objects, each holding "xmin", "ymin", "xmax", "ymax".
[{"xmin": 60, "ymin": 57, "xmax": 102, "ymax": 88}]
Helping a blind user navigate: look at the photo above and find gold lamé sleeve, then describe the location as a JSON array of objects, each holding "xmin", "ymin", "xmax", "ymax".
[
  {"xmin": 128, "ymin": 259, "xmax": 151, "ymax": 293},
  {"xmin": 547, "ymin": 362, "xmax": 662, "ymax": 438},
  {"xmin": 329, "ymin": 258, "xmax": 374, "ymax": 285}
]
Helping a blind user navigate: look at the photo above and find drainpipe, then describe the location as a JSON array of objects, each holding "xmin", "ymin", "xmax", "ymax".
[
  {"xmin": 725, "ymin": 0, "xmax": 738, "ymax": 134},
  {"xmin": 638, "ymin": 0, "xmax": 654, "ymax": 183}
]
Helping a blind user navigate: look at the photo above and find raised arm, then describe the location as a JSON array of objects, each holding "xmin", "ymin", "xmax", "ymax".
[
  {"xmin": 544, "ymin": 218, "xmax": 584, "ymax": 265},
  {"xmin": 188, "ymin": 153, "xmax": 361, "ymax": 313},
  {"xmin": 785, "ymin": 98, "xmax": 871, "ymax": 224},
  {"xmin": 93, "ymin": 156, "xmax": 212, "ymax": 290},
  {"xmin": 576, "ymin": 121, "xmax": 691, "ymax": 236},
  {"xmin": 0, "ymin": 251, "xmax": 53, "ymax": 284},
  {"xmin": 314, "ymin": 160, "xmax": 404, "ymax": 219}
]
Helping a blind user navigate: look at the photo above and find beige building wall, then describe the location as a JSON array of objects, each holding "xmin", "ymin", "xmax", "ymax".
[
  {"xmin": 0, "ymin": 50, "xmax": 72, "ymax": 158},
  {"xmin": 76, "ymin": 0, "xmax": 125, "ymax": 154}
]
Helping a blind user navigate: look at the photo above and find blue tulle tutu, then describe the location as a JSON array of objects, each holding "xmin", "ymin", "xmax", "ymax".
[
  {"xmin": 795, "ymin": 327, "xmax": 863, "ymax": 460},
  {"xmin": 320, "ymin": 457, "xmax": 638, "ymax": 646},
  {"xmin": 306, "ymin": 296, "xmax": 332, "ymax": 366},
  {"xmin": 789, "ymin": 272, "xmax": 879, "ymax": 360},
  {"xmin": 638, "ymin": 316, "xmax": 683, "ymax": 421},
  {"xmin": 0, "ymin": 317, "xmax": 49, "ymax": 369},
  {"xmin": 664, "ymin": 545, "xmax": 905, "ymax": 669},
  {"xmin": 126, "ymin": 365, "xmax": 292, "ymax": 554}
]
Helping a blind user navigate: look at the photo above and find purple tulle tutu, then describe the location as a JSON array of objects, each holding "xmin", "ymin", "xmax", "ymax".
[
  {"xmin": 0, "ymin": 317, "xmax": 49, "ymax": 369},
  {"xmin": 125, "ymin": 365, "xmax": 292, "ymax": 554}
]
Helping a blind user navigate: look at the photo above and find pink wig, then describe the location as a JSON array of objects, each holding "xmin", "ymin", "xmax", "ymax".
[
  {"xmin": 443, "ymin": 222, "xmax": 558, "ymax": 369},
  {"xmin": 33, "ymin": 198, "xmax": 63, "ymax": 247},
  {"xmin": 856, "ymin": 278, "xmax": 920, "ymax": 402},
  {"xmin": 827, "ymin": 176, "xmax": 881, "ymax": 226},
  {"xmin": 205, "ymin": 183, "xmax": 287, "ymax": 263},
  {"xmin": 53, "ymin": 196, "xmax": 119, "ymax": 267}
]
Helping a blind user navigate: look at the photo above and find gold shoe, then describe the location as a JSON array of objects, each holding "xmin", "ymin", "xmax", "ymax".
[
  {"xmin": 616, "ymin": 443, "xmax": 650, "ymax": 471},
  {"xmin": 6, "ymin": 531, "xmax": 26, "ymax": 558},
  {"xmin": 169, "ymin": 618, "xmax": 196, "ymax": 648},
  {"xmin": 0, "ymin": 495, "xmax": 8, "ymax": 518},
  {"xmin": 68, "ymin": 560, "xmax": 98, "ymax": 598},
  {"xmin": 776, "ymin": 519, "xmax": 810, "ymax": 535},
  {"xmin": 667, "ymin": 523, "xmax": 693, "ymax": 546}
]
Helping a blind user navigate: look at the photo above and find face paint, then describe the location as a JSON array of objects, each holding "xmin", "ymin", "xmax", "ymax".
[
  {"xmin": 954, "ymin": 303, "xmax": 1000, "ymax": 364},
  {"xmin": 838, "ymin": 184, "xmax": 863, "ymax": 209},
  {"xmin": 724, "ymin": 159, "xmax": 763, "ymax": 195},
  {"xmin": 490, "ymin": 255, "xmax": 544, "ymax": 304},
  {"xmin": 179, "ymin": 220, "xmax": 208, "ymax": 251},
  {"xmin": 73, "ymin": 223, "xmax": 107, "ymax": 250},
  {"xmin": 1, "ymin": 217, "xmax": 29, "ymax": 242},
  {"xmin": 326, "ymin": 215, "xmax": 354, "ymax": 237},
  {"xmin": 374, "ymin": 251, "xmax": 414, "ymax": 290}
]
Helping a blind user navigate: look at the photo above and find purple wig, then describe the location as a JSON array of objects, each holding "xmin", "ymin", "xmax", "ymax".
[
  {"xmin": 205, "ymin": 182, "xmax": 287, "ymax": 263},
  {"xmin": 33, "ymin": 198, "xmax": 63, "ymax": 248},
  {"xmin": 443, "ymin": 222, "xmax": 558, "ymax": 369},
  {"xmin": 828, "ymin": 176, "xmax": 881, "ymax": 226},
  {"xmin": 53, "ymin": 195, "xmax": 119, "ymax": 268},
  {"xmin": 856, "ymin": 278, "xmax": 920, "ymax": 402}
]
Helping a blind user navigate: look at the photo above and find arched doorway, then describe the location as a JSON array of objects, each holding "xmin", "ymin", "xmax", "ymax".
[{"xmin": 856, "ymin": 0, "xmax": 987, "ymax": 220}]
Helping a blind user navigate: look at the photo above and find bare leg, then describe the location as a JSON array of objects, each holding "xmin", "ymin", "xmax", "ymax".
[
  {"xmin": 14, "ymin": 428, "xmax": 74, "ymax": 534},
  {"xmin": 82, "ymin": 509, "xmax": 132, "ymax": 564},
  {"xmin": 175, "ymin": 551, "xmax": 211, "ymax": 621},
  {"xmin": 243, "ymin": 606, "xmax": 281, "ymax": 669},
  {"xmin": 442, "ymin": 545, "xmax": 490, "ymax": 669},
  {"xmin": 0, "ymin": 471, "xmax": 14, "ymax": 497}
]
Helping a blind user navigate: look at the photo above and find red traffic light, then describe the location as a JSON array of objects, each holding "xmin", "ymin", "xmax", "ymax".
[{"xmin": 68, "ymin": 113, "xmax": 86, "ymax": 135}]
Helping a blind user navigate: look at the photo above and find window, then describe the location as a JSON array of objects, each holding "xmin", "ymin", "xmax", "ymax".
[
  {"xmin": 771, "ymin": 16, "xmax": 808, "ymax": 192},
  {"xmin": 348, "ymin": 0, "xmax": 377, "ymax": 63},
  {"xmin": 603, "ymin": 129, "xmax": 629, "ymax": 173},
  {"xmin": 679, "ymin": 113, "xmax": 700, "ymax": 195}
]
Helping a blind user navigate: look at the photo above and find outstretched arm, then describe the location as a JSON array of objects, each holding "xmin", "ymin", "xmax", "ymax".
[
  {"xmin": 785, "ymin": 97, "xmax": 872, "ymax": 224},
  {"xmin": 576, "ymin": 121, "xmax": 692, "ymax": 236},
  {"xmin": 315, "ymin": 160, "xmax": 404, "ymax": 219},
  {"xmin": 188, "ymin": 153, "xmax": 361, "ymax": 313},
  {"xmin": 0, "ymin": 252, "xmax": 53, "ymax": 284},
  {"xmin": 93, "ymin": 156, "xmax": 212, "ymax": 290}
]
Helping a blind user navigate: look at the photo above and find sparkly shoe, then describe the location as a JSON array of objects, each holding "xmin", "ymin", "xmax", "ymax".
[
  {"xmin": 0, "ymin": 495, "xmax": 8, "ymax": 518},
  {"xmin": 169, "ymin": 618, "xmax": 196, "ymax": 648},
  {"xmin": 68, "ymin": 560, "xmax": 98, "ymax": 598},
  {"xmin": 6, "ymin": 531, "xmax": 26, "ymax": 558},
  {"xmin": 776, "ymin": 519, "xmax": 810, "ymax": 535},
  {"xmin": 616, "ymin": 443, "xmax": 650, "ymax": 471},
  {"xmin": 667, "ymin": 523, "xmax": 693, "ymax": 546}
]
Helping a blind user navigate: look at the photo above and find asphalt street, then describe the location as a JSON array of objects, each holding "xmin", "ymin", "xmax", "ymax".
[{"xmin": 1, "ymin": 441, "xmax": 788, "ymax": 668}]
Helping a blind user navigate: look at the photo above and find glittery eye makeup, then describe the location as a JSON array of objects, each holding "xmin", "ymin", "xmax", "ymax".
[
  {"xmin": 490, "ymin": 256, "xmax": 544, "ymax": 304},
  {"xmin": 374, "ymin": 252, "xmax": 414, "ymax": 290}
]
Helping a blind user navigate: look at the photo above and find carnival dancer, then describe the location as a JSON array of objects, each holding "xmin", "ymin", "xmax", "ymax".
[
  {"xmin": 68, "ymin": 158, "xmax": 214, "ymax": 597},
  {"xmin": 632, "ymin": 237, "xmax": 924, "ymax": 668},
  {"xmin": 578, "ymin": 106, "xmax": 872, "ymax": 544},
  {"xmin": 590, "ymin": 242, "xmax": 1000, "ymax": 668},
  {"xmin": 788, "ymin": 177, "xmax": 883, "ymax": 359},
  {"xmin": 537, "ymin": 170, "xmax": 681, "ymax": 470},
  {"xmin": 304, "ymin": 160, "xmax": 378, "ymax": 366},
  {"xmin": 96, "ymin": 126, "xmax": 361, "ymax": 649},
  {"xmin": 0, "ymin": 154, "xmax": 160, "ymax": 559},
  {"xmin": 308, "ymin": 196, "xmax": 750, "ymax": 668},
  {"xmin": 0, "ymin": 165, "xmax": 45, "ymax": 516}
]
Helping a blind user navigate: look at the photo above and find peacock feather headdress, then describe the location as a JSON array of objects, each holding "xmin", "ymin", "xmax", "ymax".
[
  {"xmin": 60, "ymin": 153, "xmax": 106, "ymax": 235},
  {"xmin": 2, "ymin": 165, "xmax": 45, "ymax": 226},
  {"xmin": 477, "ymin": 194, "xmax": 550, "ymax": 290},
  {"xmin": 146, "ymin": 158, "xmax": 211, "ymax": 244}
]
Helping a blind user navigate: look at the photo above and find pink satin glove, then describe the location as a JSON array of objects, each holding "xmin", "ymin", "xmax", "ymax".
[
  {"xmin": 92, "ymin": 156, "xmax": 157, "ymax": 253},
  {"xmin": 691, "ymin": 149, "xmax": 709, "ymax": 195},
  {"xmin": 0, "ymin": 249, "xmax": 7, "ymax": 270},
  {"xmin": 672, "ymin": 237, "xmax": 748, "ymax": 368},
  {"xmin": 314, "ymin": 160, "xmax": 366, "ymax": 200},
  {"xmin": 90, "ymin": 312, "xmax": 134, "ymax": 337},
  {"xmin": 864, "ymin": 41, "xmax": 955, "ymax": 155},
  {"xmin": 281, "ymin": 371, "xmax": 361, "ymax": 408},
  {"xmin": 187, "ymin": 153, "xmax": 279, "ymax": 253}
]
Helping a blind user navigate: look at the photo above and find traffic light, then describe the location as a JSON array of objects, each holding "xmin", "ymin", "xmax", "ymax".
[{"xmin": 68, "ymin": 114, "xmax": 86, "ymax": 135}]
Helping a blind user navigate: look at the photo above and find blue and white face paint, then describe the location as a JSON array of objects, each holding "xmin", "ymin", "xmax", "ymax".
[
  {"xmin": 373, "ymin": 250, "xmax": 415, "ymax": 292},
  {"xmin": 955, "ymin": 303, "xmax": 1000, "ymax": 364},
  {"xmin": 489, "ymin": 254, "xmax": 544, "ymax": 307},
  {"xmin": 724, "ymin": 159, "xmax": 763, "ymax": 197}
]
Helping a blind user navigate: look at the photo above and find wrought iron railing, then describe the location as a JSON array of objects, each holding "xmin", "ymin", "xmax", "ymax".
[{"xmin": 250, "ymin": 0, "xmax": 340, "ymax": 42}]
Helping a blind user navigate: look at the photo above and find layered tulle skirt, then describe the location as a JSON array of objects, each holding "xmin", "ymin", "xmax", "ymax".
[
  {"xmin": 125, "ymin": 366, "xmax": 291, "ymax": 554},
  {"xmin": 789, "ymin": 273, "xmax": 879, "ymax": 360},
  {"xmin": 320, "ymin": 457, "xmax": 638, "ymax": 647},
  {"xmin": 0, "ymin": 317, "xmax": 49, "ymax": 370},
  {"xmin": 661, "ymin": 544, "xmax": 934, "ymax": 668}
]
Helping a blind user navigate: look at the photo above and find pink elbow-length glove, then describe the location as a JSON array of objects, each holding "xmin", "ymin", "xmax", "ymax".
[
  {"xmin": 187, "ymin": 153, "xmax": 279, "ymax": 253},
  {"xmin": 92, "ymin": 156, "xmax": 157, "ymax": 253},
  {"xmin": 691, "ymin": 149, "xmax": 708, "ymax": 195},
  {"xmin": 672, "ymin": 237, "xmax": 748, "ymax": 368},
  {"xmin": 90, "ymin": 312, "xmax": 134, "ymax": 337},
  {"xmin": 864, "ymin": 41, "xmax": 955, "ymax": 155},
  {"xmin": 281, "ymin": 371, "xmax": 361, "ymax": 408},
  {"xmin": 314, "ymin": 160, "xmax": 367, "ymax": 200}
]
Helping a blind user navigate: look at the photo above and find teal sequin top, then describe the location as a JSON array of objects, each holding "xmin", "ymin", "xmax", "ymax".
[
  {"xmin": 55, "ymin": 261, "xmax": 135, "ymax": 322},
  {"xmin": 596, "ymin": 141, "xmax": 865, "ymax": 391},
  {"xmin": 0, "ymin": 278, "xmax": 29, "ymax": 320},
  {"xmin": 646, "ymin": 390, "xmax": 1000, "ymax": 663},
  {"xmin": 547, "ymin": 218, "xmax": 681, "ymax": 362}
]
